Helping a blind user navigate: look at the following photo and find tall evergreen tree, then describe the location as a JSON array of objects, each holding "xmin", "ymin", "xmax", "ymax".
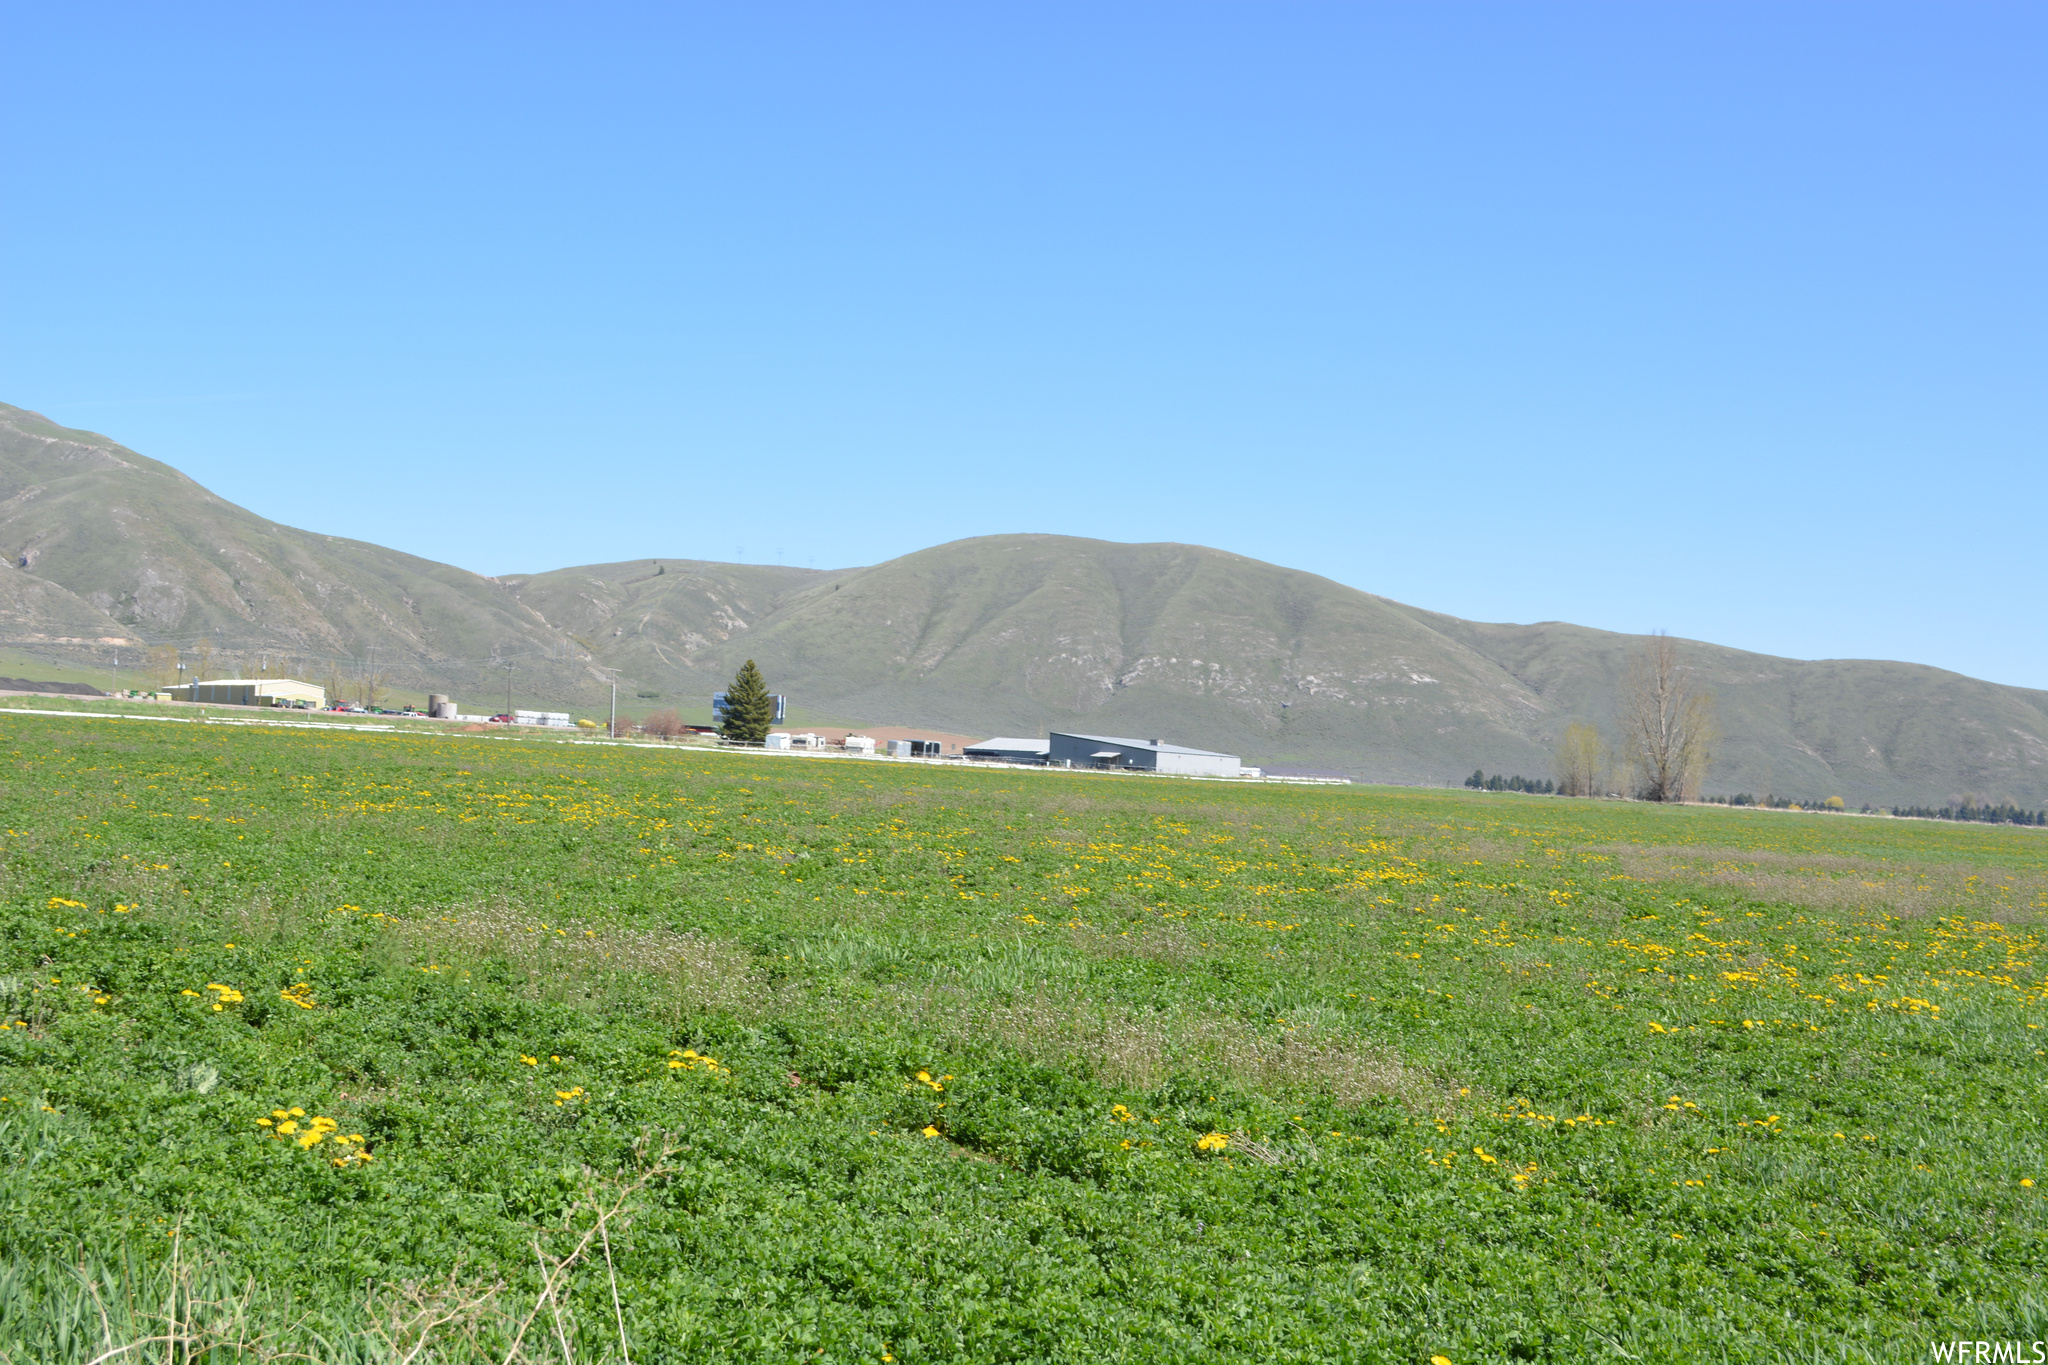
[{"xmin": 720, "ymin": 659, "xmax": 776, "ymax": 744}]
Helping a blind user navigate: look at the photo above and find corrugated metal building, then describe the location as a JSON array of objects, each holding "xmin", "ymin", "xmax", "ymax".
[{"xmin": 1046, "ymin": 732, "xmax": 1242, "ymax": 778}]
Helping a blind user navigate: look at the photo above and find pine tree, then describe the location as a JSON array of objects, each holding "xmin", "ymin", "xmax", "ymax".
[{"xmin": 720, "ymin": 660, "xmax": 776, "ymax": 744}]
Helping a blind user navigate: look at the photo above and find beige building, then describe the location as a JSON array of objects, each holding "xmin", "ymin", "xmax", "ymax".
[{"xmin": 167, "ymin": 678, "xmax": 326, "ymax": 709}]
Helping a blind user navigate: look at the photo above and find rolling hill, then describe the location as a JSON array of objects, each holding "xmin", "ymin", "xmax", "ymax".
[
  {"xmin": 6, "ymin": 400, "xmax": 2044, "ymax": 805},
  {"xmin": 554, "ymin": 534, "xmax": 2048, "ymax": 805},
  {"xmin": 0, "ymin": 403, "xmax": 604, "ymax": 704}
]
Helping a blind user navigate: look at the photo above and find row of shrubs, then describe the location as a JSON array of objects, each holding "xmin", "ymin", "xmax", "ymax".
[{"xmin": 1462, "ymin": 777, "xmax": 2044, "ymax": 825}]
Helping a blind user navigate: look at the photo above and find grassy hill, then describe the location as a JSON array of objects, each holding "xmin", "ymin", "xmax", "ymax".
[
  {"xmin": 0, "ymin": 404, "xmax": 601, "ymax": 707},
  {"xmin": 498, "ymin": 557, "xmax": 845, "ymax": 704},
  {"xmin": 562, "ymin": 534, "xmax": 2048, "ymax": 806},
  {"xmin": 6, "ymin": 401, "xmax": 2044, "ymax": 804},
  {"xmin": 584, "ymin": 534, "xmax": 1555, "ymax": 779},
  {"xmin": 1408, "ymin": 612, "xmax": 2048, "ymax": 809}
]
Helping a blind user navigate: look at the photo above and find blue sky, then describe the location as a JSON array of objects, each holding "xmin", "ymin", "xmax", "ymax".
[{"xmin": 6, "ymin": 2, "xmax": 2043, "ymax": 686}]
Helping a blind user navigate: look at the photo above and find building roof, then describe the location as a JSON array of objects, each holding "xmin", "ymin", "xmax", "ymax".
[
  {"xmin": 1051, "ymin": 732, "xmax": 1237, "ymax": 759},
  {"xmin": 966, "ymin": 737, "xmax": 1050, "ymax": 752}
]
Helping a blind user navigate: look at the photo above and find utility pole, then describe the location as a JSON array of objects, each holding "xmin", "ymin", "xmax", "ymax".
[
  {"xmin": 112, "ymin": 649, "xmax": 119, "ymax": 695},
  {"xmin": 609, "ymin": 679, "xmax": 617, "ymax": 739},
  {"xmin": 506, "ymin": 664, "xmax": 513, "ymax": 719}
]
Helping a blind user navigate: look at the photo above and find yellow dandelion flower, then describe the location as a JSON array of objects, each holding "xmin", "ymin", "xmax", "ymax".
[
  {"xmin": 1432, "ymin": 1356, "xmax": 1454, "ymax": 1365},
  {"xmin": 1195, "ymin": 1132, "xmax": 1229, "ymax": 1152},
  {"xmin": 276, "ymin": 1120, "xmax": 298, "ymax": 1135},
  {"xmin": 921, "ymin": 1125, "xmax": 940, "ymax": 1137}
]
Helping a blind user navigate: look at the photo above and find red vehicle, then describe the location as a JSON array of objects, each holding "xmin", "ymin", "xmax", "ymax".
[{"xmin": 488, "ymin": 713, "xmax": 512, "ymax": 723}]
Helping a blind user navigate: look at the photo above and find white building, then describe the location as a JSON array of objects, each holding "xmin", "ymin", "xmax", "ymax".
[
  {"xmin": 513, "ymin": 710, "xmax": 573, "ymax": 728},
  {"xmin": 167, "ymin": 678, "xmax": 325, "ymax": 709}
]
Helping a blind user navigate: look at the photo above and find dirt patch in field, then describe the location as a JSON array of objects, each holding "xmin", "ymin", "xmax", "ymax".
[{"xmin": 865, "ymin": 986, "xmax": 1449, "ymax": 1109}]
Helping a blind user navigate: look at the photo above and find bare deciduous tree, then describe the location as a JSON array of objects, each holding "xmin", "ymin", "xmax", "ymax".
[
  {"xmin": 1553, "ymin": 721, "xmax": 1605, "ymax": 797},
  {"xmin": 1618, "ymin": 632, "xmax": 1716, "ymax": 802}
]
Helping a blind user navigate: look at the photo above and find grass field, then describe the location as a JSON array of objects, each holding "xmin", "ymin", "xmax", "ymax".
[{"xmin": 1, "ymin": 713, "xmax": 2042, "ymax": 1363}]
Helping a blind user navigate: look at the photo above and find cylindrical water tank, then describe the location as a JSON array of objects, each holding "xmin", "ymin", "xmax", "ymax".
[{"xmin": 429, "ymin": 695, "xmax": 456, "ymax": 719}]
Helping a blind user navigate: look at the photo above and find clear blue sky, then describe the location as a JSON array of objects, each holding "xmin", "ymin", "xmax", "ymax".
[{"xmin": 6, "ymin": 3, "xmax": 2043, "ymax": 687}]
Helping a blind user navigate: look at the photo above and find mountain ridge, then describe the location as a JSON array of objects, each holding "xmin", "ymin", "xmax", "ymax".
[{"xmin": 3, "ymin": 401, "xmax": 2043, "ymax": 805}]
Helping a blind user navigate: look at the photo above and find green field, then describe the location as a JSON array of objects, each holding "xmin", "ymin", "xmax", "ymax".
[{"xmin": 1, "ymin": 714, "xmax": 2042, "ymax": 1363}]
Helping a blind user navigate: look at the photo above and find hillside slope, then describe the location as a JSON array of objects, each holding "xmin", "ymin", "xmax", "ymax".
[
  {"xmin": 0, "ymin": 404, "xmax": 601, "ymax": 702},
  {"xmin": 499, "ymin": 558, "xmax": 843, "ymax": 697},
  {"xmin": 1407, "ymin": 611, "xmax": 2048, "ymax": 806},
  {"xmin": 558, "ymin": 533, "xmax": 2048, "ymax": 805},
  {"xmin": 0, "ymin": 558, "xmax": 136, "ymax": 646},
  {"xmin": 664, "ymin": 535, "xmax": 1557, "ymax": 782}
]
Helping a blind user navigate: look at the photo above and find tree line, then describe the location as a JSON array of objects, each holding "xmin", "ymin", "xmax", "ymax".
[
  {"xmin": 1892, "ymin": 803, "xmax": 2046, "ymax": 827},
  {"xmin": 1703, "ymin": 794, "xmax": 1856, "ymax": 812},
  {"xmin": 1464, "ymin": 771, "xmax": 1555, "ymax": 794}
]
